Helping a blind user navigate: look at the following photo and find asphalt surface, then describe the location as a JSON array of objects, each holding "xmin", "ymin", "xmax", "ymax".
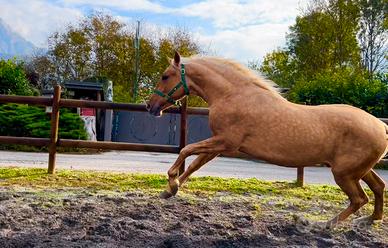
[{"xmin": 1, "ymin": 150, "xmax": 388, "ymax": 185}]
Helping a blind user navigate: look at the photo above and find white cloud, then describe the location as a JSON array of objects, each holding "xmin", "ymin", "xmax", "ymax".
[
  {"xmin": 198, "ymin": 23, "xmax": 291, "ymax": 63},
  {"xmin": 174, "ymin": 0, "xmax": 307, "ymax": 29},
  {"xmin": 62, "ymin": 0, "xmax": 168, "ymax": 13},
  {"xmin": 177, "ymin": 0, "xmax": 308, "ymax": 61},
  {"xmin": 165, "ymin": 0, "xmax": 309, "ymax": 61},
  {"xmin": 61, "ymin": 0, "xmax": 307, "ymax": 29},
  {"xmin": 0, "ymin": 0, "xmax": 83, "ymax": 47}
]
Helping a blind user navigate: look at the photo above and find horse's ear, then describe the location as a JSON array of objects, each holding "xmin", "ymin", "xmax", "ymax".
[{"xmin": 174, "ymin": 51, "xmax": 180, "ymax": 66}]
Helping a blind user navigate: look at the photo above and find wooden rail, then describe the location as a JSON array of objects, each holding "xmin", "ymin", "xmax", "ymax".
[
  {"xmin": 58, "ymin": 139, "xmax": 180, "ymax": 153},
  {"xmin": 0, "ymin": 94, "xmax": 209, "ymax": 115}
]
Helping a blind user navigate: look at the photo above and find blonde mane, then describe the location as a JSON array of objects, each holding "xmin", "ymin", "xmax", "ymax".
[{"xmin": 182, "ymin": 56, "xmax": 281, "ymax": 95}]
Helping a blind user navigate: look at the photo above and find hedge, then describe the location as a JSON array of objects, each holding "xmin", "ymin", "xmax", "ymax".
[
  {"xmin": 0, "ymin": 103, "xmax": 88, "ymax": 140},
  {"xmin": 288, "ymin": 70, "xmax": 388, "ymax": 117}
]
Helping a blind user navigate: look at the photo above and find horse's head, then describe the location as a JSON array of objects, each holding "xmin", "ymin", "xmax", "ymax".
[{"xmin": 147, "ymin": 51, "xmax": 190, "ymax": 116}]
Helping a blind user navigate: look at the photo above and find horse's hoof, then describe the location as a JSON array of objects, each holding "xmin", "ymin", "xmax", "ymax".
[
  {"xmin": 159, "ymin": 190, "xmax": 174, "ymax": 199},
  {"xmin": 168, "ymin": 180, "xmax": 179, "ymax": 196},
  {"xmin": 159, "ymin": 179, "xmax": 179, "ymax": 199}
]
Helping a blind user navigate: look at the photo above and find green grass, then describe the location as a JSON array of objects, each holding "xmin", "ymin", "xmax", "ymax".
[
  {"xmin": 1, "ymin": 167, "xmax": 385, "ymax": 221},
  {"xmin": 0, "ymin": 167, "xmax": 347, "ymax": 202}
]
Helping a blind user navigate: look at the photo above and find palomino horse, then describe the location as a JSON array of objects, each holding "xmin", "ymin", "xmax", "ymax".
[{"xmin": 147, "ymin": 52, "xmax": 387, "ymax": 227}]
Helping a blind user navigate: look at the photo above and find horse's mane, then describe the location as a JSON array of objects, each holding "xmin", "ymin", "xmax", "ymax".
[{"xmin": 182, "ymin": 56, "xmax": 282, "ymax": 96}]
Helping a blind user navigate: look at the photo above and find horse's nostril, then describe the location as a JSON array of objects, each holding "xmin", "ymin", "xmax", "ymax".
[{"xmin": 146, "ymin": 102, "xmax": 151, "ymax": 110}]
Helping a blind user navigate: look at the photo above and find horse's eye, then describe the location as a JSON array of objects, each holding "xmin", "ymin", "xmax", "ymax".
[{"xmin": 162, "ymin": 75, "xmax": 169, "ymax": 81}]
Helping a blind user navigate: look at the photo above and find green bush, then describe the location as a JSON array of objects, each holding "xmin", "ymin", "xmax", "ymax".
[
  {"xmin": 0, "ymin": 59, "xmax": 35, "ymax": 96},
  {"xmin": 288, "ymin": 69, "xmax": 388, "ymax": 117},
  {"xmin": 0, "ymin": 104, "xmax": 88, "ymax": 140}
]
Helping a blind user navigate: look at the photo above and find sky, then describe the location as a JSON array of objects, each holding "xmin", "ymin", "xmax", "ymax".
[{"xmin": 0, "ymin": 0, "xmax": 309, "ymax": 63}]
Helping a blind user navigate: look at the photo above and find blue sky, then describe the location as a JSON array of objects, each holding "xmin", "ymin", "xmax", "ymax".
[{"xmin": 0, "ymin": 0, "xmax": 308, "ymax": 62}]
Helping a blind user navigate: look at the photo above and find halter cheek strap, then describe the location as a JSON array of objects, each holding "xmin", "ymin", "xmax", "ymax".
[{"xmin": 153, "ymin": 64, "xmax": 189, "ymax": 106}]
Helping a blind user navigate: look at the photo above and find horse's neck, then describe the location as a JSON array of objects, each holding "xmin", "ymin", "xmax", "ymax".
[
  {"xmin": 187, "ymin": 62, "xmax": 283, "ymax": 106},
  {"xmin": 187, "ymin": 63, "xmax": 238, "ymax": 106}
]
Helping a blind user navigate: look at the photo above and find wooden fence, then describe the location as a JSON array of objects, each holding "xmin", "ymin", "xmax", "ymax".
[
  {"xmin": 0, "ymin": 85, "xmax": 208, "ymax": 175},
  {"xmin": 0, "ymin": 85, "xmax": 307, "ymax": 185}
]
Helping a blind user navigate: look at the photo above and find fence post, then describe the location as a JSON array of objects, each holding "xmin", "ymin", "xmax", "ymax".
[
  {"xmin": 48, "ymin": 85, "xmax": 61, "ymax": 174},
  {"xmin": 179, "ymin": 98, "xmax": 188, "ymax": 175},
  {"xmin": 296, "ymin": 167, "xmax": 304, "ymax": 186}
]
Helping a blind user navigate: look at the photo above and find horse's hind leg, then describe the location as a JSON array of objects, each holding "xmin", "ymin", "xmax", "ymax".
[
  {"xmin": 326, "ymin": 174, "xmax": 369, "ymax": 228},
  {"xmin": 360, "ymin": 170, "xmax": 386, "ymax": 221}
]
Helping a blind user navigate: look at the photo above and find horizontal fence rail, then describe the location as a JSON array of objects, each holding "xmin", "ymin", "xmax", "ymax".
[
  {"xmin": 0, "ymin": 135, "xmax": 180, "ymax": 153},
  {"xmin": 58, "ymin": 139, "xmax": 180, "ymax": 153},
  {"xmin": 0, "ymin": 95, "xmax": 52, "ymax": 106},
  {"xmin": 9, "ymin": 86, "xmax": 388, "ymax": 185},
  {"xmin": 0, "ymin": 94, "xmax": 209, "ymax": 115},
  {"xmin": 0, "ymin": 136, "xmax": 50, "ymax": 147}
]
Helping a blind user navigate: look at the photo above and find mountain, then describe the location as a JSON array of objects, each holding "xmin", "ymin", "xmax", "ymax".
[{"xmin": 0, "ymin": 18, "xmax": 36, "ymax": 58}]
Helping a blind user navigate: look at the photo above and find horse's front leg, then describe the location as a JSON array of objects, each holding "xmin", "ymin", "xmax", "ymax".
[
  {"xmin": 178, "ymin": 153, "xmax": 219, "ymax": 185},
  {"xmin": 160, "ymin": 136, "xmax": 230, "ymax": 199}
]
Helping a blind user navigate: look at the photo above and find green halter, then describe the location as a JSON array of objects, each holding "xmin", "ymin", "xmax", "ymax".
[{"xmin": 153, "ymin": 64, "xmax": 189, "ymax": 106}]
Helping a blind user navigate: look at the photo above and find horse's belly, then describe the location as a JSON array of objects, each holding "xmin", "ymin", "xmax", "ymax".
[{"xmin": 238, "ymin": 135, "xmax": 330, "ymax": 167}]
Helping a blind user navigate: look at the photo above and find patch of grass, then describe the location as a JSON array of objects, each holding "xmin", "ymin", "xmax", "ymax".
[
  {"xmin": 252, "ymin": 203, "xmax": 262, "ymax": 218},
  {"xmin": 1, "ymin": 167, "xmax": 386, "ymax": 223},
  {"xmin": 0, "ymin": 167, "xmax": 347, "ymax": 202}
]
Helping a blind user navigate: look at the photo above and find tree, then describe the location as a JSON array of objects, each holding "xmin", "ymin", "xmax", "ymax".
[
  {"xmin": 255, "ymin": 0, "xmax": 364, "ymax": 88},
  {"xmin": 287, "ymin": 11, "xmax": 336, "ymax": 78},
  {"xmin": 287, "ymin": 0, "xmax": 361, "ymax": 79},
  {"xmin": 255, "ymin": 50, "xmax": 296, "ymax": 88},
  {"xmin": 0, "ymin": 59, "xmax": 35, "ymax": 95},
  {"xmin": 29, "ymin": 13, "xmax": 202, "ymax": 104},
  {"xmin": 255, "ymin": 0, "xmax": 388, "ymax": 116},
  {"xmin": 358, "ymin": 0, "xmax": 388, "ymax": 74}
]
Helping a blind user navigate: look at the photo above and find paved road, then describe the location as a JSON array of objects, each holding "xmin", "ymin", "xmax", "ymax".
[{"xmin": 0, "ymin": 150, "xmax": 388, "ymax": 185}]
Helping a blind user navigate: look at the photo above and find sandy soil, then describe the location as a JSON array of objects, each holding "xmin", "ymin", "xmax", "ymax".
[{"xmin": 0, "ymin": 188, "xmax": 387, "ymax": 248}]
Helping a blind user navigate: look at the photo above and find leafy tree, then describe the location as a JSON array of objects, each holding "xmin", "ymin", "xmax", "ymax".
[
  {"xmin": 255, "ymin": 0, "xmax": 370, "ymax": 87},
  {"xmin": 254, "ymin": 0, "xmax": 387, "ymax": 116},
  {"xmin": 358, "ymin": 0, "xmax": 388, "ymax": 74},
  {"xmin": 287, "ymin": 0, "xmax": 361, "ymax": 79},
  {"xmin": 254, "ymin": 50, "xmax": 296, "ymax": 88},
  {"xmin": 287, "ymin": 11, "xmax": 337, "ymax": 78},
  {"xmin": 0, "ymin": 59, "xmax": 35, "ymax": 95},
  {"xmin": 29, "ymin": 13, "xmax": 202, "ymax": 104}
]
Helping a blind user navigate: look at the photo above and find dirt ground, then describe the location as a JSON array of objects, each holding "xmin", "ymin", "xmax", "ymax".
[{"xmin": 0, "ymin": 187, "xmax": 387, "ymax": 248}]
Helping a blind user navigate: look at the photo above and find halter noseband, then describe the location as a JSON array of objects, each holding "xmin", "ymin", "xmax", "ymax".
[{"xmin": 153, "ymin": 64, "xmax": 189, "ymax": 106}]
